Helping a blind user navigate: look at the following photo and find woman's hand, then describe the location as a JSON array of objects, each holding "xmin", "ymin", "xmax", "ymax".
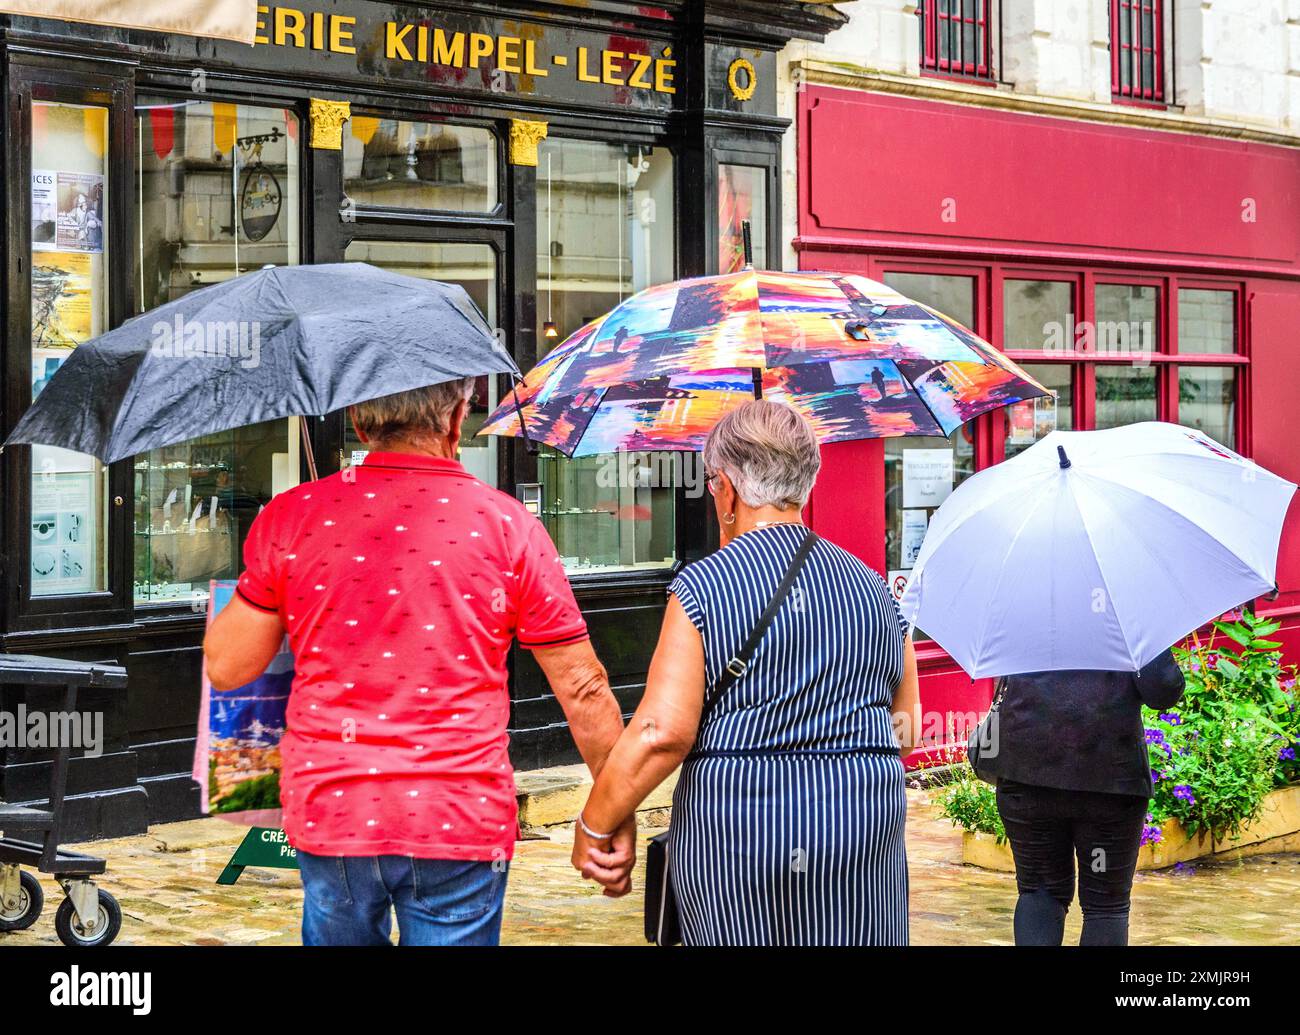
[{"xmin": 571, "ymin": 814, "xmax": 637, "ymax": 897}]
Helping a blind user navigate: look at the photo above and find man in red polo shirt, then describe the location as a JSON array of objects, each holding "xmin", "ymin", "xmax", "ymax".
[{"xmin": 204, "ymin": 378, "xmax": 633, "ymax": 945}]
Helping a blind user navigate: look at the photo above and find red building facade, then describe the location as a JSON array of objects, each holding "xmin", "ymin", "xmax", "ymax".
[{"xmin": 796, "ymin": 85, "xmax": 1300, "ymax": 761}]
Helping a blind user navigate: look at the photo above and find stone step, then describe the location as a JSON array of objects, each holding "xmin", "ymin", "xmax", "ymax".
[{"xmin": 514, "ymin": 763, "xmax": 678, "ymax": 830}]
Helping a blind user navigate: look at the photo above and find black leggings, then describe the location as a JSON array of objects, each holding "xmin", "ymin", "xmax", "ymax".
[{"xmin": 995, "ymin": 779, "xmax": 1148, "ymax": 946}]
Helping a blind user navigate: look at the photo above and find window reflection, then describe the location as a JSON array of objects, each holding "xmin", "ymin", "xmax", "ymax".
[
  {"xmin": 535, "ymin": 139, "xmax": 676, "ymax": 573},
  {"xmin": 1095, "ymin": 364, "xmax": 1158, "ymax": 428},
  {"xmin": 342, "ymin": 239, "xmax": 499, "ymax": 487},
  {"xmin": 343, "ymin": 119, "xmax": 497, "ymax": 213},
  {"xmin": 132, "ymin": 98, "xmax": 302, "ymax": 604}
]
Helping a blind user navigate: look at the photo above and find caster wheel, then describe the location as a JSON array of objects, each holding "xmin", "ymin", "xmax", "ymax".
[
  {"xmin": 0, "ymin": 871, "xmax": 44, "ymax": 932},
  {"xmin": 54, "ymin": 890, "xmax": 121, "ymax": 947}
]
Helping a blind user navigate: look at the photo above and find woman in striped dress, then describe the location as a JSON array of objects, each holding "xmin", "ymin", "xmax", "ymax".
[{"xmin": 572, "ymin": 400, "xmax": 920, "ymax": 945}]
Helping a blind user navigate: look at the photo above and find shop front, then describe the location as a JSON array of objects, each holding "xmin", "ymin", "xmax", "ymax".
[
  {"xmin": 0, "ymin": 0, "xmax": 845, "ymax": 838},
  {"xmin": 797, "ymin": 85, "xmax": 1300, "ymax": 761}
]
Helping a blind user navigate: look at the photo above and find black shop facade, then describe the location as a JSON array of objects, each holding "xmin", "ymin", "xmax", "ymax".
[{"xmin": 0, "ymin": 1, "xmax": 845, "ymax": 838}]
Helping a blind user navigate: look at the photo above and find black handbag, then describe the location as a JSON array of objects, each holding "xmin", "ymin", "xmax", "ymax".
[
  {"xmin": 967, "ymin": 676, "xmax": 1008, "ymax": 785},
  {"xmin": 644, "ymin": 527, "xmax": 820, "ymax": 946}
]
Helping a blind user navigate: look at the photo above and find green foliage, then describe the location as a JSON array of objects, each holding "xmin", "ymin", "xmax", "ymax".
[
  {"xmin": 931, "ymin": 757, "xmax": 1006, "ymax": 843},
  {"xmin": 1147, "ymin": 610, "xmax": 1299, "ymax": 844},
  {"xmin": 212, "ymin": 770, "xmax": 281, "ymax": 814}
]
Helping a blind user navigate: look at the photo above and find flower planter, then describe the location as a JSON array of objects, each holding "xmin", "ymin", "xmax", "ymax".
[{"xmin": 960, "ymin": 784, "xmax": 1300, "ymax": 872}]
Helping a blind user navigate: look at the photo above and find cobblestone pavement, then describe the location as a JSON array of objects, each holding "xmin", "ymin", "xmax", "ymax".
[{"xmin": 5, "ymin": 791, "xmax": 1299, "ymax": 946}]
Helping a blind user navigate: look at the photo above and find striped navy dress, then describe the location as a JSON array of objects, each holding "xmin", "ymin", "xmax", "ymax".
[{"xmin": 666, "ymin": 523, "xmax": 909, "ymax": 946}]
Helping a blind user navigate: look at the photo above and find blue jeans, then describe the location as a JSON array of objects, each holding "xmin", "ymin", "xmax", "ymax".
[{"xmin": 298, "ymin": 852, "xmax": 509, "ymax": 946}]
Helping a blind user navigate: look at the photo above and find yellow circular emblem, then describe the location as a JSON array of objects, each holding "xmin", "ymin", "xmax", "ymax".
[{"xmin": 727, "ymin": 58, "xmax": 757, "ymax": 102}]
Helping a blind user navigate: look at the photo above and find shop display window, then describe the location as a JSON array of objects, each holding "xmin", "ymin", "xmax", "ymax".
[
  {"xmin": 30, "ymin": 100, "xmax": 111, "ymax": 596},
  {"xmin": 341, "ymin": 239, "xmax": 500, "ymax": 487},
  {"xmin": 718, "ymin": 164, "xmax": 767, "ymax": 272},
  {"xmin": 535, "ymin": 138, "xmax": 677, "ymax": 573},
  {"xmin": 342, "ymin": 119, "xmax": 497, "ymax": 214},
  {"xmin": 132, "ymin": 98, "xmax": 302, "ymax": 604}
]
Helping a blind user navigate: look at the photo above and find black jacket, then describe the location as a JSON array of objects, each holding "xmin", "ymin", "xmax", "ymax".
[{"xmin": 984, "ymin": 650, "xmax": 1185, "ymax": 799}]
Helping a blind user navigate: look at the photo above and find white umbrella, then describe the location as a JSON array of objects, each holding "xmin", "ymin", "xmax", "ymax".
[{"xmin": 898, "ymin": 422, "xmax": 1297, "ymax": 677}]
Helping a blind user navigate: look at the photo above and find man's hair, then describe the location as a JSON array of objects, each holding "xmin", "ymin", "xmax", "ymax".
[{"xmin": 350, "ymin": 377, "xmax": 476, "ymax": 443}]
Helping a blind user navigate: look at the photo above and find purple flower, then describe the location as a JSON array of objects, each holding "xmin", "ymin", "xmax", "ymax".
[
  {"xmin": 1282, "ymin": 677, "xmax": 1296, "ymax": 692},
  {"xmin": 1206, "ymin": 653, "xmax": 1219, "ymax": 670},
  {"xmin": 1280, "ymin": 747, "xmax": 1297, "ymax": 762},
  {"xmin": 1140, "ymin": 822, "xmax": 1164, "ymax": 846},
  {"xmin": 1173, "ymin": 785, "xmax": 1196, "ymax": 804},
  {"xmin": 1144, "ymin": 728, "xmax": 1167, "ymax": 745},
  {"xmin": 1159, "ymin": 712, "xmax": 1182, "ymax": 725},
  {"xmin": 1190, "ymin": 659, "xmax": 1202, "ymax": 673},
  {"xmin": 1151, "ymin": 768, "xmax": 1165, "ymax": 783}
]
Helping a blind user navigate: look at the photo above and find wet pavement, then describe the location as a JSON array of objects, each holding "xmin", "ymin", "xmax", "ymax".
[{"xmin": 5, "ymin": 790, "xmax": 1299, "ymax": 946}]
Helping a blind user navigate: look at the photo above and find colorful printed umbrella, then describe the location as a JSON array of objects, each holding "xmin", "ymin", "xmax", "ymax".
[{"xmin": 479, "ymin": 269, "xmax": 1049, "ymax": 457}]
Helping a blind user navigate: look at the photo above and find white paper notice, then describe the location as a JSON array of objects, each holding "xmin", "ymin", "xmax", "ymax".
[
  {"xmin": 902, "ymin": 448, "xmax": 954, "ymax": 509},
  {"xmin": 901, "ymin": 509, "xmax": 928, "ymax": 568}
]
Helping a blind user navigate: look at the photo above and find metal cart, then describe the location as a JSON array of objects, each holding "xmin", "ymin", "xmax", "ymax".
[{"xmin": 0, "ymin": 654, "xmax": 126, "ymax": 947}]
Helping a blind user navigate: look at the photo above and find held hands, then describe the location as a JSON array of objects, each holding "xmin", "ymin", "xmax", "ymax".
[{"xmin": 571, "ymin": 813, "xmax": 637, "ymax": 898}]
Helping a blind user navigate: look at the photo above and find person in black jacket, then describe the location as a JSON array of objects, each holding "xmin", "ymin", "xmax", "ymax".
[{"xmin": 982, "ymin": 649, "xmax": 1185, "ymax": 946}]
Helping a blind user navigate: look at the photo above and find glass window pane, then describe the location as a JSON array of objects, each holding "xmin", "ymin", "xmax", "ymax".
[
  {"xmin": 1094, "ymin": 283, "xmax": 1158, "ymax": 355},
  {"xmin": 342, "ymin": 119, "xmax": 497, "ymax": 213},
  {"xmin": 133, "ymin": 98, "xmax": 302, "ymax": 605},
  {"xmin": 1004, "ymin": 363, "xmax": 1073, "ymax": 460},
  {"xmin": 31, "ymin": 101, "xmax": 110, "ymax": 596},
  {"xmin": 342, "ymin": 240, "xmax": 499, "ymax": 487},
  {"xmin": 1178, "ymin": 367, "xmax": 1236, "ymax": 449},
  {"xmin": 1095, "ymin": 364, "xmax": 1158, "ymax": 429},
  {"xmin": 885, "ymin": 430, "xmax": 975, "ymax": 639},
  {"xmin": 718, "ymin": 164, "xmax": 767, "ymax": 272},
  {"xmin": 536, "ymin": 139, "xmax": 676, "ymax": 573},
  {"xmin": 883, "ymin": 272, "xmax": 976, "ymax": 329},
  {"xmin": 1178, "ymin": 288, "xmax": 1236, "ymax": 355},
  {"xmin": 1002, "ymin": 279, "xmax": 1073, "ymax": 351}
]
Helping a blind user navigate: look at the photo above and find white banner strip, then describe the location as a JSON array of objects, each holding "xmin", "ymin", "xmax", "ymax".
[{"xmin": 0, "ymin": 1, "xmax": 256, "ymax": 45}]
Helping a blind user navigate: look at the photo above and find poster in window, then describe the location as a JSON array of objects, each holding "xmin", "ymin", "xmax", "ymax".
[
  {"xmin": 902, "ymin": 448, "xmax": 955, "ymax": 509},
  {"xmin": 31, "ymin": 169, "xmax": 57, "ymax": 250},
  {"xmin": 900, "ymin": 508, "xmax": 928, "ymax": 568},
  {"xmin": 31, "ymin": 251, "xmax": 96, "ymax": 349},
  {"xmin": 30, "ymin": 469, "xmax": 96, "ymax": 595},
  {"xmin": 1007, "ymin": 399, "xmax": 1036, "ymax": 445},
  {"xmin": 55, "ymin": 171, "xmax": 105, "ymax": 252}
]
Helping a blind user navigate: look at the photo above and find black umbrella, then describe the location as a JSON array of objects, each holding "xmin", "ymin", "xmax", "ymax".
[{"xmin": 6, "ymin": 263, "xmax": 519, "ymax": 466}]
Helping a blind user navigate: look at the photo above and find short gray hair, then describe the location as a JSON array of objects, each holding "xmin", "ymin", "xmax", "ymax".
[
  {"xmin": 703, "ymin": 400, "xmax": 820, "ymax": 510},
  {"xmin": 350, "ymin": 377, "xmax": 476, "ymax": 442}
]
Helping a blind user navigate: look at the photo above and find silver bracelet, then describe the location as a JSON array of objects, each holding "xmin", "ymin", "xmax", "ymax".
[{"xmin": 576, "ymin": 810, "xmax": 615, "ymax": 841}]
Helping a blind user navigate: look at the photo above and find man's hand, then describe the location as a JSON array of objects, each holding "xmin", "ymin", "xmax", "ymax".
[{"xmin": 571, "ymin": 813, "xmax": 637, "ymax": 898}]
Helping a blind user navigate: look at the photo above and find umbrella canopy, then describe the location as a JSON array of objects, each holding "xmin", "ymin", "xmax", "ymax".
[
  {"xmin": 898, "ymin": 422, "xmax": 1298, "ymax": 678},
  {"xmin": 479, "ymin": 269, "xmax": 1048, "ymax": 456},
  {"xmin": 6, "ymin": 263, "xmax": 517, "ymax": 465}
]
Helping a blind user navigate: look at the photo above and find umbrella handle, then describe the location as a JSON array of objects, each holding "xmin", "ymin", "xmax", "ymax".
[
  {"xmin": 510, "ymin": 376, "xmax": 539, "ymax": 456},
  {"xmin": 299, "ymin": 415, "xmax": 319, "ymax": 482}
]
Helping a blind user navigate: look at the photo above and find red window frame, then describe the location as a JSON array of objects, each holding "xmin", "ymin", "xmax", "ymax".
[
  {"xmin": 866, "ymin": 259, "xmax": 1248, "ymax": 467},
  {"xmin": 918, "ymin": 0, "xmax": 995, "ymax": 82},
  {"xmin": 1111, "ymin": 0, "xmax": 1167, "ymax": 105}
]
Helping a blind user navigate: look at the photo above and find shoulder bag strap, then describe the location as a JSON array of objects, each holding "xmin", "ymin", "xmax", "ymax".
[{"xmin": 713, "ymin": 527, "xmax": 819, "ymax": 701}]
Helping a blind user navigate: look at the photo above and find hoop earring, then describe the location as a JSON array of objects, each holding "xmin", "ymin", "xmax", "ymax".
[{"xmin": 723, "ymin": 512, "xmax": 736, "ymax": 525}]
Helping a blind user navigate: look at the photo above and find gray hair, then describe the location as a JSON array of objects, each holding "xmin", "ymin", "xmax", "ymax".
[
  {"xmin": 703, "ymin": 400, "xmax": 821, "ymax": 510},
  {"xmin": 350, "ymin": 377, "xmax": 476, "ymax": 442}
]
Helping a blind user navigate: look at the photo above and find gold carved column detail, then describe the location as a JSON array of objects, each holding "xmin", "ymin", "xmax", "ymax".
[
  {"xmin": 309, "ymin": 98, "xmax": 351, "ymax": 150},
  {"xmin": 509, "ymin": 118, "xmax": 549, "ymax": 166}
]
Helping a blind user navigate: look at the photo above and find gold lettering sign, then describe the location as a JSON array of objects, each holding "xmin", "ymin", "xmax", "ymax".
[{"xmin": 254, "ymin": 5, "xmax": 677, "ymax": 97}]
